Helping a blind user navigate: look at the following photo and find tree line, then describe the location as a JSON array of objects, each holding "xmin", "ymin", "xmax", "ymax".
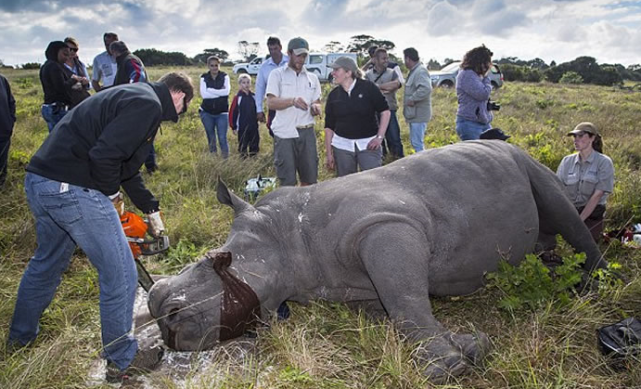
[{"xmin": 494, "ymin": 56, "xmax": 639, "ymax": 86}]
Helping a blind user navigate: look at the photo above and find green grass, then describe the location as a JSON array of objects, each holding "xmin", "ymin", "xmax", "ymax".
[{"xmin": 1, "ymin": 66, "xmax": 640, "ymax": 388}]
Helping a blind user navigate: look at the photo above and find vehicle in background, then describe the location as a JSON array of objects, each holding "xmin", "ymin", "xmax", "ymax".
[
  {"xmin": 430, "ymin": 61, "xmax": 504, "ymax": 89},
  {"xmin": 305, "ymin": 52, "xmax": 358, "ymax": 83},
  {"xmin": 232, "ymin": 52, "xmax": 359, "ymax": 82},
  {"xmin": 232, "ymin": 57, "xmax": 265, "ymax": 75}
]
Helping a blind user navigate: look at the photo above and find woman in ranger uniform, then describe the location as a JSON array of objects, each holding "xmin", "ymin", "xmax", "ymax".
[{"xmin": 557, "ymin": 122, "xmax": 615, "ymax": 242}]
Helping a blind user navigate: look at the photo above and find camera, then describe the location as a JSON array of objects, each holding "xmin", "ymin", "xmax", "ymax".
[{"xmin": 487, "ymin": 100, "xmax": 501, "ymax": 111}]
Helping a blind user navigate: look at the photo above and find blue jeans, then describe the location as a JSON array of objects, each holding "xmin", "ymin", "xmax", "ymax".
[
  {"xmin": 41, "ymin": 104, "xmax": 67, "ymax": 133},
  {"xmin": 409, "ymin": 122, "xmax": 427, "ymax": 152},
  {"xmin": 199, "ymin": 110, "xmax": 229, "ymax": 158},
  {"xmin": 456, "ymin": 116, "xmax": 491, "ymax": 141},
  {"xmin": 9, "ymin": 173, "xmax": 138, "ymax": 370},
  {"xmin": 383, "ymin": 110, "xmax": 404, "ymax": 158}
]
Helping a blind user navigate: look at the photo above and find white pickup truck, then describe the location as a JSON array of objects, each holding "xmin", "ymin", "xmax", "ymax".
[
  {"xmin": 305, "ymin": 52, "xmax": 358, "ymax": 82},
  {"xmin": 430, "ymin": 61, "xmax": 504, "ymax": 89},
  {"xmin": 232, "ymin": 53, "xmax": 358, "ymax": 82},
  {"xmin": 232, "ymin": 57, "xmax": 265, "ymax": 75}
]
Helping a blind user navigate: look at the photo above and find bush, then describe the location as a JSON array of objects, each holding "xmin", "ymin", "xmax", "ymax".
[
  {"xmin": 500, "ymin": 64, "xmax": 542, "ymax": 83},
  {"xmin": 21, "ymin": 62, "xmax": 40, "ymax": 70},
  {"xmin": 524, "ymin": 68, "xmax": 542, "ymax": 82},
  {"xmin": 546, "ymin": 56, "xmax": 624, "ymax": 86},
  {"xmin": 559, "ymin": 71, "xmax": 584, "ymax": 84},
  {"xmin": 486, "ymin": 253, "xmax": 585, "ymax": 311}
]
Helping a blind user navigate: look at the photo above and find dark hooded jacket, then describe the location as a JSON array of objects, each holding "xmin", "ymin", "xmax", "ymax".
[
  {"xmin": 0, "ymin": 74, "xmax": 16, "ymax": 140},
  {"xmin": 27, "ymin": 82, "xmax": 178, "ymax": 213},
  {"xmin": 39, "ymin": 41, "xmax": 75, "ymax": 106}
]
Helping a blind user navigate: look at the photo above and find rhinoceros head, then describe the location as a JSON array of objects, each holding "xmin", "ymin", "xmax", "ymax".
[{"xmin": 148, "ymin": 180, "xmax": 267, "ymax": 350}]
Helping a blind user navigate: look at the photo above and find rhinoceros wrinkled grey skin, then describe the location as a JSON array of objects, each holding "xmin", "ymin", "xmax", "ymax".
[{"xmin": 148, "ymin": 141, "xmax": 606, "ymax": 381}]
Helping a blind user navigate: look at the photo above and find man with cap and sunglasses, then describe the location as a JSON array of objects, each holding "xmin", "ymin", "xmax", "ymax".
[
  {"xmin": 266, "ymin": 37, "xmax": 322, "ymax": 186},
  {"xmin": 556, "ymin": 122, "xmax": 614, "ymax": 243}
]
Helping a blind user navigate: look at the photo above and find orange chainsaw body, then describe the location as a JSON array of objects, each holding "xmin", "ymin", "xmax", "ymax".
[{"xmin": 120, "ymin": 211, "xmax": 148, "ymax": 258}]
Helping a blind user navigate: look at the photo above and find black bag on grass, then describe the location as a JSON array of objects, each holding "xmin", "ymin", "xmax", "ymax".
[{"xmin": 597, "ymin": 317, "xmax": 641, "ymax": 369}]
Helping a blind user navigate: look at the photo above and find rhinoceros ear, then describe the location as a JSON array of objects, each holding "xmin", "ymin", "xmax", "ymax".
[{"xmin": 217, "ymin": 177, "xmax": 252, "ymax": 215}]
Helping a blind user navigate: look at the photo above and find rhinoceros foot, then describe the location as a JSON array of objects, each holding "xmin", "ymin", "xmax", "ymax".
[
  {"xmin": 449, "ymin": 331, "xmax": 490, "ymax": 365},
  {"xmin": 414, "ymin": 331, "xmax": 489, "ymax": 382}
]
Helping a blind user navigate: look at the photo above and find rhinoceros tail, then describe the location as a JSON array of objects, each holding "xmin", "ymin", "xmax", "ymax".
[{"xmin": 514, "ymin": 147, "xmax": 606, "ymax": 272}]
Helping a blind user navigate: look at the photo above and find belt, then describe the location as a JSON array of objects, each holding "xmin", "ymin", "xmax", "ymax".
[
  {"xmin": 42, "ymin": 102, "xmax": 69, "ymax": 111},
  {"xmin": 296, "ymin": 124, "xmax": 314, "ymax": 130}
]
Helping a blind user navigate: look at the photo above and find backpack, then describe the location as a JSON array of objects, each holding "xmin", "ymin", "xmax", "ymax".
[{"xmin": 597, "ymin": 317, "xmax": 641, "ymax": 370}]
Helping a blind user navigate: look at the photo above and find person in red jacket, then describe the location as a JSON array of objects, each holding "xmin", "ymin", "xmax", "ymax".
[{"xmin": 229, "ymin": 74, "xmax": 259, "ymax": 158}]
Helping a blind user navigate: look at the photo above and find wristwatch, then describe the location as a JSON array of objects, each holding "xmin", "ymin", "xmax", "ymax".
[{"xmin": 375, "ymin": 135, "xmax": 384, "ymax": 140}]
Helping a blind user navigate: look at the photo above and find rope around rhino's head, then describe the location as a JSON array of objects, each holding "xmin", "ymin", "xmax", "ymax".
[{"xmin": 147, "ymin": 250, "xmax": 261, "ymax": 351}]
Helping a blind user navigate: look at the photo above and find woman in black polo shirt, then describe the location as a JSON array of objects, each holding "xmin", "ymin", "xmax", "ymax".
[{"xmin": 324, "ymin": 57, "xmax": 390, "ymax": 177}]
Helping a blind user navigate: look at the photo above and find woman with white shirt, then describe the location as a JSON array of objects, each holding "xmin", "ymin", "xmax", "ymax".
[
  {"xmin": 199, "ymin": 56, "xmax": 231, "ymax": 158},
  {"xmin": 324, "ymin": 57, "xmax": 390, "ymax": 177}
]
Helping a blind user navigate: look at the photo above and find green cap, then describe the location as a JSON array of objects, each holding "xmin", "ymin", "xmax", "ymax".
[
  {"xmin": 287, "ymin": 37, "xmax": 309, "ymax": 55},
  {"xmin": 567, "ymin": 122, "xmax": 599, "ymax": 136}
]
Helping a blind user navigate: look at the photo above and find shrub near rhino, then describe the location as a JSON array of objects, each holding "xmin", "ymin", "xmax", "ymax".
[{"xmin": 0, "ymin": 66, "xmax": 641, "ymax": 388}]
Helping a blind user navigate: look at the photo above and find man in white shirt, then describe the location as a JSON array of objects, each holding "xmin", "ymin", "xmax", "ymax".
[
  {"xmin": 255, "ymin": 36, "xmax": 288, "ymax": 136},
  {"xmin": 266, "ymin": 37, "xmax": 322, "ymax": 186},
  {"xmin": 92, "ymin": 32, "xmax": 119, "ymax": 92}
]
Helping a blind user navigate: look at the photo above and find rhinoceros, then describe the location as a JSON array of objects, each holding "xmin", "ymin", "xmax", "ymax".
[{"xmin": 148, "ymin": 141, "xmax": 605, "ymax": 380}]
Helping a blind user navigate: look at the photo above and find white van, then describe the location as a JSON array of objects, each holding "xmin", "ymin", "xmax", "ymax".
[{"xmin": 304, "ymin": 52, "xmax": 358, "ymax": 82}]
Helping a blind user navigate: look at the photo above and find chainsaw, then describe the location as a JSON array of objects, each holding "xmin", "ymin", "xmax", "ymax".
[{"xmin": 120, "ymin": 211, "xmax": 169, "ymax": 292}]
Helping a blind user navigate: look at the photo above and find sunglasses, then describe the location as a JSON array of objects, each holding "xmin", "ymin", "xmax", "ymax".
[
  {"xmin": 179, "ymin": 96, "xmax": 188, "ymax": 115},
  {"xmin": 67, "ymin": 47, "xmax": 78, "ymax": 52}
]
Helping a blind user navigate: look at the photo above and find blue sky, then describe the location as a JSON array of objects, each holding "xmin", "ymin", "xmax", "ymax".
[{"xmin": 0, "ymin": 0, "xmax": 639, "ymax": 67}]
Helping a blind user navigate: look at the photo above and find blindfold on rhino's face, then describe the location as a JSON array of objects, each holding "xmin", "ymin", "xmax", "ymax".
[{"xmin": 211, "ymin": 251, "xmax": 261, "ymax": 342}]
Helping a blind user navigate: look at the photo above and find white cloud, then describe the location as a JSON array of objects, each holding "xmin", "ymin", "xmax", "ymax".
[
  {"xmin": 0, "ymin": 0, "xmax": 639, "ymax": 67},
  {"xmin": 426, "ymin": 1, "xmax": 458, "ymax": 36}
]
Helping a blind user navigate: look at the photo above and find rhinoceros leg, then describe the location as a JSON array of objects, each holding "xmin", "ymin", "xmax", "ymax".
[{"xmin": 357, "ymin": 222, "xmax": 489, "ymax": 381}]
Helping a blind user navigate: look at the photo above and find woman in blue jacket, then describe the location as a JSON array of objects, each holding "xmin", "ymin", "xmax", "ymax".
[{"xmin": 455, "ymin": 45, "xmax": 495, "ymax": 141}]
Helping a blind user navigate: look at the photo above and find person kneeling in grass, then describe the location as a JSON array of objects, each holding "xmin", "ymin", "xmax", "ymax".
[{"xmin": 229, "ymin": 74, "xmax": 259, "ymax": 158}]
